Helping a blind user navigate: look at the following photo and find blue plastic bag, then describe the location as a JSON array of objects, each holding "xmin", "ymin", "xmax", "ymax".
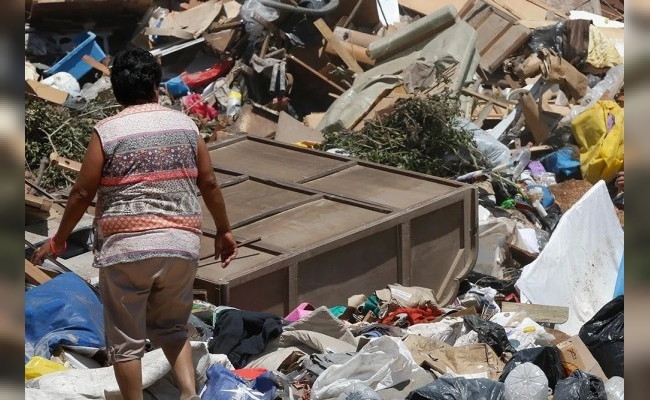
[
  {"xmin": 25, "ymin": 273, "xmax": 104, "ymax": 362},
  {"xmin": 163, "ymin": 76, "xmax": 190, "ymax": 97},
  {"xmin": 201, "ymin": 364, "xmax": 275, "ymax": 400},
  {"xmin": 540, "ymin": 147, "xmax": 581, "ymax": 178}
]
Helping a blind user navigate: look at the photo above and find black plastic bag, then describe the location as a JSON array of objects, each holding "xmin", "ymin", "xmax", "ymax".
[
  {"xmin": 466, "ymin": 271, "xmax": 520, "ymax": 295},
  {"xmin": 554, "ymin": 370, "xmax": 607, "ymax": 400},
  {"xmin": 406, "ymin": 375, "xmax": 505, "ymax": 400},
  {"xmin": 528, "ymin": 22, "xmax": 564, "ymax": 56},
  {"xmin": 499, "ymin": 346, "xmax": 566, "ymax": 390},
  {"xmin": 463, "ymin": 315, "xmax": 515, "ymax": 357},
  {"xmin": 578, "ymin": 295, "xmax": 624, "ymax": 378}
]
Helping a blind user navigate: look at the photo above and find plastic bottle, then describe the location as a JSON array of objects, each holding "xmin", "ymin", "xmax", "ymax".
[
  {"xmin": 226, "ymin": 85, "xmax": 242, "ymax": 120},
  {"xmin": 605, "ymin": 376, "xmax": 624, "ymax": 400},
  {"xmin": 503, "ymin": 362, "xmax": 549, "ymax": 400},
  {"xmin": 506, "ymin": 147, "xmax": 531, "ymax": 181}
]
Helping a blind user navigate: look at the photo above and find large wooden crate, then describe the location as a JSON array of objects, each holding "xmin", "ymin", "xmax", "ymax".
[{"xmin": 194, "ymin": 136, "xmax": 478, "ymax": 315}]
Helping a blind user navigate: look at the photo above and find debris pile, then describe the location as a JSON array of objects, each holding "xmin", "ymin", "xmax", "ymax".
[{"xmin": 24, "ymin": 0, "xmax": 624, "ymax": 397}]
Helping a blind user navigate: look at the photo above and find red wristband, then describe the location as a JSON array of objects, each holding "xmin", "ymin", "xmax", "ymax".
[{"xmin": 49, "ymin": 238, "xmax": 67, "ymax": 257}]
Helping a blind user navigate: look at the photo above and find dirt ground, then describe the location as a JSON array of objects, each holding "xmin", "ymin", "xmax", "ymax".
[{"xmin": 549, "ymin": 179, "xmax": 624, "ymax": 227}]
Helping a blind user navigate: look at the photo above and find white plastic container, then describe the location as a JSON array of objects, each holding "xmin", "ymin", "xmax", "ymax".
[{"xmin": 504, "ymin": 362, "xmax": 549, "ymax": 400}]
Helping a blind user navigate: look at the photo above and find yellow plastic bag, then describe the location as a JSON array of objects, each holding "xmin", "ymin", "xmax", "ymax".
[
  {"xmin": 25, "ymin": 356, "xmax": 68, "ymax": 380},
  {"xmin": 571, "ymin": 100, "xmax": 624, "ymax": 184}
]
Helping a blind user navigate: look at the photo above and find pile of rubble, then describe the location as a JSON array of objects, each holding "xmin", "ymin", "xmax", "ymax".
[{"xmin": 24, "ymin": 0, "xmax": 624, "ymax": 398}]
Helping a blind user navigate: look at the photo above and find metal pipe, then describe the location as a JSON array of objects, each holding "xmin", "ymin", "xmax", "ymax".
[{"xmin": 257, "ymin": 0, "xmax": 339, "ymax": 16}]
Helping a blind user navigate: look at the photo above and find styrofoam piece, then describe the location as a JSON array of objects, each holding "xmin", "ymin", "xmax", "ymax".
[{"xmin": 515, "ymin": 180, "xmax": 624, "ymax": 335}]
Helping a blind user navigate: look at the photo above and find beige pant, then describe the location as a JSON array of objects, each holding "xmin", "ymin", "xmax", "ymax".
[{"xmin": 98, "ymin": 257, "xmax": 197, "ymax": 364}]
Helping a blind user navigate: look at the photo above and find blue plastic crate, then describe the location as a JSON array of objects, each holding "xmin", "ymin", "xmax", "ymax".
[{"xmin": 46, "ymin": 31, "xmax": 106, "ymax": 81}]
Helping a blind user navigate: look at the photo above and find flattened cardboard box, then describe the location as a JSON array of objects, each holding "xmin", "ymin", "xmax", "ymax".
[
  {"xmin": 556, "ymin": 335, "xmax": 608, "ymax": 381},
  {"xmin": 25, "ymin": 80, "xmax": 68, "ymax": 105}
]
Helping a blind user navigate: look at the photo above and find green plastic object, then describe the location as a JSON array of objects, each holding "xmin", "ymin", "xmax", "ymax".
[{"xmin": 501, "ymin": 199, "xmax": 515, "ymax": 209}]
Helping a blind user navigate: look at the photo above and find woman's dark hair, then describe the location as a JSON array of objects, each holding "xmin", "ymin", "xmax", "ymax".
[{"xmin": 110, "ymin": 49, "xmax": 162, "ymax": 106}]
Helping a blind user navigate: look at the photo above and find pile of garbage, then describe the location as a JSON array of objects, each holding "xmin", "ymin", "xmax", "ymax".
[
  {"xmin": 24, "ymin": 0, "xmax": 625, "ymax": 397},
  {"xmin": 25, "ymin": 272, "xmax": 624, "ymax": 399}
]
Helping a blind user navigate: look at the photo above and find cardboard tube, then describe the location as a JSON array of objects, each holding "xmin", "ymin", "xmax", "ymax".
[
  {"xmin": 333, "ymin": 27, "xmax": 379, "ymax": 48},
  {"xmin": 368, "ymin": 4, "xmax": 457, "ymax": 61},
  {"xmin": 325, "ymin": 41, "xmax": 375, "ymax": 66}
]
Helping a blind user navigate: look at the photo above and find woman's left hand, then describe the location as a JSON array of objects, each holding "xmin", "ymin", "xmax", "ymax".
[{"xmin": 31, "ymin": 242, "xmax": 53, "ymax": 266}]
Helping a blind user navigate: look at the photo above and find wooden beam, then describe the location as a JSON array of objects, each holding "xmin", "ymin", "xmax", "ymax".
[
  {"xmin": 50, "ymin": 153, "xmax": 82, "ymax": 174},
  {"xmin": 313, "ymin": 18, "xmax": 364, "ymax": 74},
  {"xmin": 461, "ymin": 87, "xmax": 515, "ymax": 109},
  {"xmin": 25, "ymin": 259, "xmax": 52, "ymax": 285},
  {"xmin": 474, "ymin": 100, "xmax": 494, "ymax": 128},
  {"xmin": 82, "ymin": 55, "xmax": 111, "ymax": 76},
  {"xmin": 501, "ymin": 302, "xmax": 569, "ymax": 325},
  {"xmin": 25, "ymin": 193, "xmax": 52, "ymax": 213}
]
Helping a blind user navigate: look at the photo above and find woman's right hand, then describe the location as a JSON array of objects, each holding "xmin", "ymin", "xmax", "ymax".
[{"xmin": 215, "ymin": 231, "xmax": 238, "ymax": 268}]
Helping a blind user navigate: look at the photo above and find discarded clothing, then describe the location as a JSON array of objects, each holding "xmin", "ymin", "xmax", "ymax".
[
  {"xmin": 352, "ymin": 323, "xmax": 404, "ymax": 338},
  {"xmin": 380, "ymin": 307, "xmax": 442, "ymax": 327},
  {"xmin": 586, "ymin": 25, "xmax": 623, "ymax": 69},
  {"xmin": 202, "ymin": 363, "xmax": 275, "ymax": 400},
  {"xmin": 208, "ymin": 309, "xmax": 283, "ymax": 368}
]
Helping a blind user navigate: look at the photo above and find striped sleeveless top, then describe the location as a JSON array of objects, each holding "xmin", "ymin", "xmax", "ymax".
[{"xmin": 93, "ymin": 103, "xmax": 202, "ymax": 268}]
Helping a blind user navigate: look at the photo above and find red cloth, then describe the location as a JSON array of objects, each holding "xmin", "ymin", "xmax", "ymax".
[
  {"xmin": 380, "ymin": 306, "xmax": 442, "ymax": 326},
  {"xmin": 233, "ymin": 368, "xmax": 267, "ymax": 380},
  {"xmin": 181, "ymin": 93, "xmax": 217, "ymax": 120}
]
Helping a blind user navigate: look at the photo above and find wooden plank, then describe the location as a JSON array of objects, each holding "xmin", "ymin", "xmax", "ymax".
[
  {"xmin": 313, "ymin": 18, "xmax": 364, "ymax": 74},
  {"xmin": 25, "ymin": 259, "xmax": 52, "ymax": 285},
  {"xmin": 461, "ymin": 88, "xmax": 515, "ymax": 109},
  {"xmin": 82, "ymin": 55, "xmax": 111, "ymax": 76},
  {"xmin": 523, "ymin": 0, "xmax": 568, "ymax": 18},
  {"xmin": 479, "ymin": 24, "xmax": 531, "ymax": 73},
  {"xmin": 473, "ymin": 100, "xmax": 494, "ymax": 128},
  {"xmin": 398, "ymin": 0, "xmax": 468, "ymax": 15},
  {"xmin": 25, "ymin": 193, "xmax": 52, "ymax": 213},
  {"xmin": 474, "ymin": 13, "xmax": 511, "ymax": 54},
  {"xmin": 501, "ymin": 302, "xmax": 569, "ymax": 325},
  {"xmin": 49, "ymin": 153, "xmax": 82, "ymax": 174}
]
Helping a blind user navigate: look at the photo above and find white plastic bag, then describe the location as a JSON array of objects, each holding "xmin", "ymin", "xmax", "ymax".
[
  {"xmin": 42, "ymin": 72, "xmax": 81, "ymax": 97},
  {"xmin": 406, "ymin": 317, "xmax": 466, "ymax": 345},
  {"xmin": 241, "ymin": 0, "xmax": 279, "ymax": 40},
  {"xmin": 81, "ymin": 76, "xmax": 112, "ymax": 101},
  {"xmin": 311, "ymin": 336, "xmax": 429, "ymax": 400}
]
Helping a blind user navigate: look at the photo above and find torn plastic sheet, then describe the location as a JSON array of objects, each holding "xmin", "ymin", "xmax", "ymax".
[{"xmin": 515, "ymin": 180, "xmax": 623, "ymax": 335}]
